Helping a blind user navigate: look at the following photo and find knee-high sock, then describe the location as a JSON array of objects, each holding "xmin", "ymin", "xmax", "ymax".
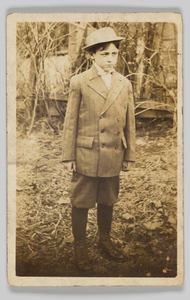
[
  {"xmin": 97, "ymin": 203, "xmax": 113, "ymax": 235},
  {"xmin": 72, "ymin": 206, "xmax": 88, "ymax": 241}
]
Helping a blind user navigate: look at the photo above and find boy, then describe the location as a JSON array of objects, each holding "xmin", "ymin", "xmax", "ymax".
[{"xmin": 62, "ymin": 27, "xmax": 135, "ymax": 271}]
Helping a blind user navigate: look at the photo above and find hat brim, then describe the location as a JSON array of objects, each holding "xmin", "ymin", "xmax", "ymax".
[{"xmin": 82, "ymin": 37, "xmax": 125, "ymax": 52}]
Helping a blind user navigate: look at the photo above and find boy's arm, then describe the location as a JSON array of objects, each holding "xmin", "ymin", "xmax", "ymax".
[
  {"xmin": 123, "ymin": 80, "xmax": 136, "ymax": 163},
  {"xmin": 62, "ymin": 76, "xmax": 81, "ymax": 162}
]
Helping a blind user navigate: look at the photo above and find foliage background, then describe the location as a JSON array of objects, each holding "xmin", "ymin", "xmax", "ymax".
[{"xmin": 16, "ymin": 21, "xmax": 177, "ymax": 136}]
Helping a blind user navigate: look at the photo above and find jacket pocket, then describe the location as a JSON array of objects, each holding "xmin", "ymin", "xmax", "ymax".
[
  {"xmin": 76, "ymin": 136, "xmax": 95, "ymax": 149},
  {"xmin": 121, "ymin": 135, "xmax": 127, "ymax": 149}
]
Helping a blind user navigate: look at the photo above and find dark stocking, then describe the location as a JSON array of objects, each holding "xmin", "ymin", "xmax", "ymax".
[
  {"xmin": 97, "ymin": 203, "xmax": 113, "ymax": 236},
  {"xmin": 72, "ymin": 206, "xmax": 88, "ymax": 241}
]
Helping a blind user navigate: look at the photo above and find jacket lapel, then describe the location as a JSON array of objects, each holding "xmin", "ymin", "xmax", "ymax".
[
  {"xmin": 87, "ymin": 65, "xmax": 109, "ymax": 100},
  {"xmin": 100, "ymin": 72, "xmax": 124, "ymax": 116}
]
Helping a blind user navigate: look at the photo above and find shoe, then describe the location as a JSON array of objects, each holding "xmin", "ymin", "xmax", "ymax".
[
  {"xmin": 74, "ymin": 239, "xmax": 92, "ymax": 271},
  {"xmin": 98, "ymin": 235, "xmax": 124, "ymax": 260}
]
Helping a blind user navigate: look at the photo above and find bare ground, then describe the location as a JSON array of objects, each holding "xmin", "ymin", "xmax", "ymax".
[{"xmin": 16, "ymin": 118, "xmax": 177, "ymax": 277}]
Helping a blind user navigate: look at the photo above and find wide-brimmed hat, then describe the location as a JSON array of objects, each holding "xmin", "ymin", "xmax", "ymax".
[{"xmin": 82, "ymin": 27, "xmax": 125, "ymax": 52}]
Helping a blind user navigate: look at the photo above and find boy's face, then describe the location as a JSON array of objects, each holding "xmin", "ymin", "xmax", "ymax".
[{"xmin": 92, "ymin": 43, "xmax": 118, "ymax": 72}]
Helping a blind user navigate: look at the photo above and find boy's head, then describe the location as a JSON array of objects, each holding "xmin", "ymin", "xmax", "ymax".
[
  {"xmin": 90, "ymin": 42, "xmax": 119, "ymax": 72},
  {"xmin": 89, "ymin": 41, "xmax": 120, "ymax": 54},
  {"xmin": 83, "ymin": 27, "xmax": 124, "ymax": 72}
]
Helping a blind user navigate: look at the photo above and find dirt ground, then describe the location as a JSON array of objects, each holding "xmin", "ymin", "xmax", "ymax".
[{"xmin": 16, "ymin": 118, "xmax": 177, "ymax": 277}]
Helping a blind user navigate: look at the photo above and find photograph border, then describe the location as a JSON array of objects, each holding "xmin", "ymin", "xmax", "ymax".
[{"xmin": 7, "ymin": 12, "xmax": 183, "ymax": 287}]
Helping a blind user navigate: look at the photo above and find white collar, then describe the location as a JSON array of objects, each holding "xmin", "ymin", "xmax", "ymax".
[{"xmin": 94, "ymin": 62, "xmax": 114, "ymax": 75}]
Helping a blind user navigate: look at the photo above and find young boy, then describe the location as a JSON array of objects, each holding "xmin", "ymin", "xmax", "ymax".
[{"xmin": 62, "ymin": 27, "xmax": 135, "ymax": 271}]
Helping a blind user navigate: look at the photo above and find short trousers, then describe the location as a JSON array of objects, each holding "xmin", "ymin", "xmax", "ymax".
[{"xmin": 69, "ymin": 171, "xmax": 119, "ymax": 209}]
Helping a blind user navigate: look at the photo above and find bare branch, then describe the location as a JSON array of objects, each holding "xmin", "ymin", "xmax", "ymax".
[
  {"xmin": 87, "ymin": 23, "xmax": 96, "ymax": 29},
  {"xmin": 68, "ymin": 22, "xmax": 86, "ymax": 30},
  {"xmin": 27, "ymin": 82, "xmax": 40, "ymax": 136},
  {"xmin": 135, "ymin": 103, "xmax": 175, "ymax": 116},
  {"xmin": 120, "ymin": 53, "xmax": 132, "ymax": 74},
  {"xmin": 17, "ymin": 33, "xmax": 31, "ymax": 54},
  {"xmin": 49, "ymin": 29, "xmax": 77, "ymax": 53},
  {"xmin": 29, "ymin": 23, "xmax": 38, "ymax": 45},
  {"xmin": 74, "ymin": 59, "xmax": 88, "ymax": 75}
]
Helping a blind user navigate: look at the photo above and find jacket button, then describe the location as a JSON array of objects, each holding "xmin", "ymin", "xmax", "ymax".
[
  {"xmin": 101, "ymin": 129, "xmax": 105, "ymax": 133},
  {"xmin": 101, "ymin": 143, "xmax": 105, "ymax": 148},
  {"xmin": 117, "ymin": 117, "xmax": 120, "ymax": 122},
  {"xmin": 115, "ymin": 146, "xmax": 118, "ymax": 150},
  {"xmin": 100, "ymin": 115, "xmax": 103, "ymax": 119},
  {"xmin": 117, "ymin": 131, "xmax": 120, "ymax": 135}
]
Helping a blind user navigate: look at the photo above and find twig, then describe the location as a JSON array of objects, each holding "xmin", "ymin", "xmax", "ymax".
[
  {"xmin": 51, "ymin": 212, "xmax": 62, "ymax": 237},
  {"xmin": 89, "ymin": 229, "xmax": 98, "ymax": 246},
  {"xmin": 68, "ymin": 22, "xmax": 86, "ymax": 30},
  {"xmin": 74, "ymin": 59, "xmax": 88, "ymax": 75},
  {"xmin": 146, "ymin": 52, "xmax": 158, "ymax": 66},
  {"xmin": 27, "ymin": 77, "xmax": 40, "ymax": 136},
  {"xmin": 135, "ymin": 103, "xmax": 175, "ymax": 116},
  {"xmin": 110, "ymin": 234, "xmax": 124, "ymax": 244},
  {"xmin": 144, "ymin": 45, "xmax": 158, "ymax": 52},
  {"xmin": 87, "ymin": 22, "xmax": 96, "ymax": 29},
  {"xmin": 51, "ymin": 100, "xmax": 65, "ymax": 120},
  {"xmin": 17, "ymin": 234, "xmax": 37, "ymax": 246},
  {"xmin": 52, "ymin": 31, "xmax": 75, "ymax": 42},
  {"xmin": 29, "ymin": 23, "xmax": 38, "ymax": 45},
  {"xmin": 28, "ymin": 244, "xmax": 34, "ymax": 253},
  {"xmin": 135, "ymin": 101, "xmax": 175, "ymax": 111},
  {"xmin": 120, "ymin": 53, "xmax": 132, "ymax": 74},
  {"xmin": 17, "ymin": 33, "xmax": 31, "ymax": 54}
]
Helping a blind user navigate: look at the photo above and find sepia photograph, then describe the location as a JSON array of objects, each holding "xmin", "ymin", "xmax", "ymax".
[{"xmin": 7, "ymin": 12, "xmax": 183, "ymax": 286}]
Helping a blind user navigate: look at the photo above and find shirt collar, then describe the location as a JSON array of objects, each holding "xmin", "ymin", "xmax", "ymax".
[{"xmin": 94, "ymin": 62, "xmax": 114, "ymax": 75}]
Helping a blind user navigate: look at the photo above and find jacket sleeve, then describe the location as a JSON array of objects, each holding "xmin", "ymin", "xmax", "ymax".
[
  {"xmin": 62, "ymin": 76, "xmax": 81, "ymax": 162},
  {"xmin": 124, "ymin": 80, "xmax": 136, "ymax": 162}
]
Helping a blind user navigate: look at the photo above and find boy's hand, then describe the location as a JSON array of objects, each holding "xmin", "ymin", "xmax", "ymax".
[
  {"xmin": 122, "ymin": 161, "xmax": 134, "ymax": 172},
  {"xmin": 63, "ymin": 161, "xmax": 76, "ymax": 172}
]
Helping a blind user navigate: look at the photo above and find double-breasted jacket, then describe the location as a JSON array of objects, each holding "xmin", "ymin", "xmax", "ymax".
[{"xmin": 62, "ymin": 65, "xmax": 135, "ymax": 177}]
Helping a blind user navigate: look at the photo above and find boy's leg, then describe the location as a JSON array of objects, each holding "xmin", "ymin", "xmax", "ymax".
[
  {"xmin": 69, "ymin": 172, "xmax": 98, "ymax": 270},
  {"xmin": 97, "ymin": 203, "xmax": 113, "ymax": 236},
  {"xmin": 97, "ymin": 177, "xmax": 124, "ymax": 260},
  {"xmin": 72, "ymin": 206, "xmax": 91, "ymax": 271},
  {"xmin": 72, "ymin": 206, "xmax": 88, "ymax": 241},
  {"xmin": 97, "ymin": 203, "xmax": 123, "ymax": 259}
]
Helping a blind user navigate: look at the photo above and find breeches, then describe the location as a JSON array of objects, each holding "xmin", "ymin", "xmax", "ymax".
[{"xmin": 69, "ymin": 171, "xmax": 119, "ymax": 208}]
